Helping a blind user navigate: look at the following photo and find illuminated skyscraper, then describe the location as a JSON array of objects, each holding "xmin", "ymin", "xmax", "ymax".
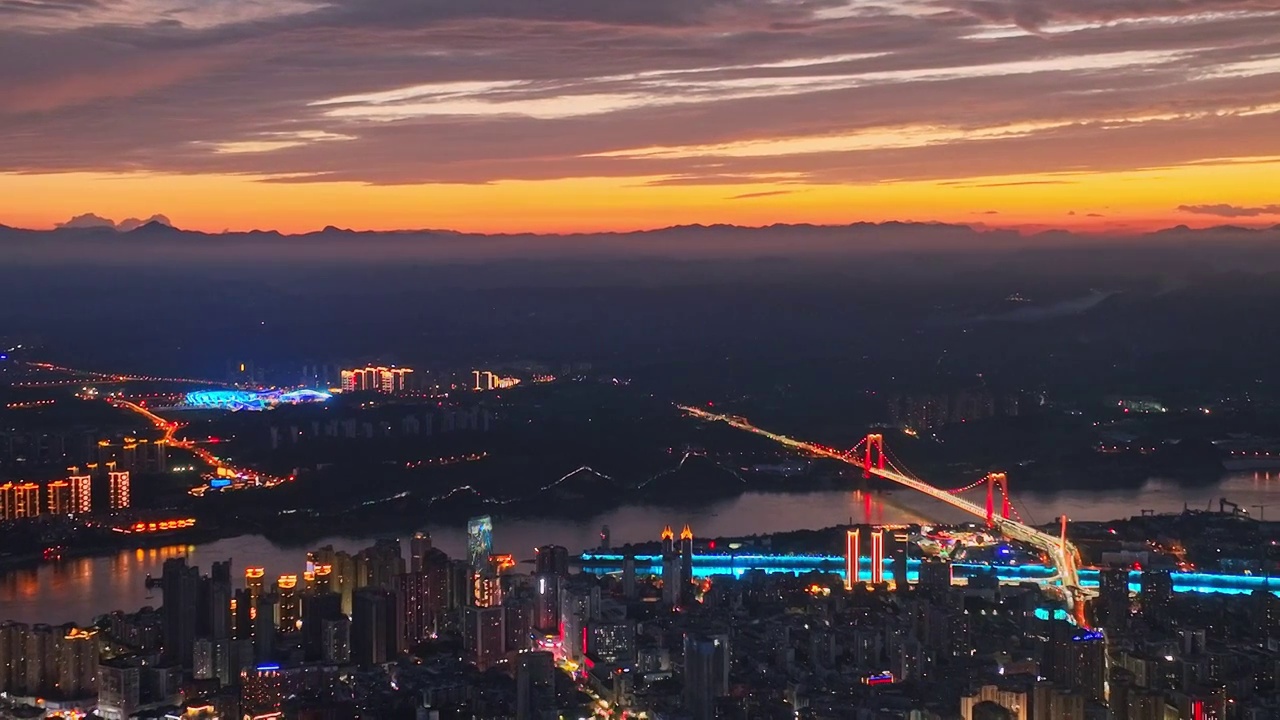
[
  {"xmin": 679, "ymin": 525, "xmax": 694, "ymax": 603},
  {"xmin": 474, "ymin": 573, "xmax": 503, "ymax": 609},
  {"xmin": 409, "ymin": 532, "xmax": 432, "ymax": 573},
  {"xmin": 533, "ymin": 573, "xmax": 561, "ymax": 632},
  {"xmin": 845, "ymin": 529, "xmax": 861, "ymax": 589},
  {"xmin": 660, "ymin": 525, "xmax": 675, "ymax": 555},
  {"xmin": 276, "ymin": 576, "xmax": 300, "ymax": 632},
  {"xmin": 1, "ymin": 482, "xmax": 37, "ymax": 520},
  {"xmin": 245, "ymin": 567, "xmax": 266, "ymax": 608},
  {"xmin": 107, "ymin": 465, "xmax": 131, "ymax": 510},
  {"xmin": 67, "ymin": 467, "xmax": 92, "ymax": 513},
  {"xmin": 341, "ymin": 365, "xmax": 413, "ymax": 393},
  {"xmin": 467, "ymin": 515, "xmax": 494, "ymax": 571},
  {"xmin": 380, "ymin": 367, "xmax": 413, "ymax": 393},
  {"xmin": 462, "ymin": 605, "xmax": 506, "ymax": 670},
  {"xmin": 46, "ymin": 480, "xmax": 72, "ymax": 515},
  {"xmin": 871, "ymin": 530, "xmax": 885, "ymax": 585}
]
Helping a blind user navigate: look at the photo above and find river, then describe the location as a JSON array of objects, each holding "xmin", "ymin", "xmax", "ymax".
[{"xmin": 3, "ymin": 471, "xmax": 1279, "ymax": 625}]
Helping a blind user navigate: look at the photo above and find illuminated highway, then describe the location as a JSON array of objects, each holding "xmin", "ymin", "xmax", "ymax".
[
  {"xmin": 679, "ymin": 404, "xmax": 1091, "ymax": 619},
  {"xmin": 15, "ymin": 361, "xmax": 232, "ymax": 388},
  {"xmin": 109, "ymin": 398, "xmax": 288, "ymax": 491}
]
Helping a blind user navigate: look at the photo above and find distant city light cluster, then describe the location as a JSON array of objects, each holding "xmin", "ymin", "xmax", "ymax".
[
  {"xmin": 339, "ymin": 366, "xmax": 413, "ymax": 393},
  {"xmin": 183, "ymin": 389, "xmax": 332, "ymax": 411},
  {"xmin": 472, "ymin": 370, "xmax": 519, "ymax": 391}
]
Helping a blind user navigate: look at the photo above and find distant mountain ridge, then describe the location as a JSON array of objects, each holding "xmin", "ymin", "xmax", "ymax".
[{"xmin": 0, "ymin": 218, "xmax": 1277, "ymax": 269}]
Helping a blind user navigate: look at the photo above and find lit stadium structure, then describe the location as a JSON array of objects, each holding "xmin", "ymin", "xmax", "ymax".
[{"xmin": 182, "ymin": 389, "xmax": 331, "ymax": 411}]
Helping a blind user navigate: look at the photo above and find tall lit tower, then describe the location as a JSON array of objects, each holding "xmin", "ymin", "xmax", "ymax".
[
  {"xmin": 409, "ymin": 532, "xmax": 432, "ymax": 573},
  {"xmin": 660, "ymin": 525, "xmax": 675, "ymax": 556},
  {"xmin": 68, "ymin": 466, "xmax": 92, "ymax": 513},
  {"xmin": 870, "ymin": 529, "xmax": 885, "ymax": 585},
  {"xmin": 46, "ymin": 480, "xmax": 73, "ymax": 515},
  {"xmin": 845, "ymin": 529, "xmax": 861, "ymax": 590},
  {"xmin": 108, "ymin": 463, "xmax": 131, "ymax": 510},
  {"xmin": 277, "ymin": 575, "xmax": 300, "ymax": 631},
  {"xmin": 246, "ymin": 567, "xmax": 266, "ymax": 611},
  {"xmin": 679, "ymin": 525, "xmax": 695, "ymax": 605}
]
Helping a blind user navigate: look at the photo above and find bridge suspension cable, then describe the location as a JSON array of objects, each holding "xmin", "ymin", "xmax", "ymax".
[{"xmin": 677, "ymin": 403, "xmax": 1091, "ymax": 624}]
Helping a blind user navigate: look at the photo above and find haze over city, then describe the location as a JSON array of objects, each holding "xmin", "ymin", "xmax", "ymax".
[{"xmin": 2, "ymin": 0, "xmax": 1280, "ymax": 234}]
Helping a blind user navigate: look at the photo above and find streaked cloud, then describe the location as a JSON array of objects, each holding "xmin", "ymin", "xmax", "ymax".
[
  {"xmin": 0, "ymin": 0, "xmax": 1278, "ymax": 230},
  {"xmin": 1178, "ymin": 203, "xmax": 1280, "ymax": 217}
]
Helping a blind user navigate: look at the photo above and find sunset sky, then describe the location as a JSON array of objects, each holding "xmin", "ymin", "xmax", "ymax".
[{"xmin": 2, "ymin": 0, "xmax": 1279, "ymax": 234}]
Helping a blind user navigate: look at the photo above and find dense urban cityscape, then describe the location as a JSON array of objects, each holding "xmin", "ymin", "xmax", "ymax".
[
  {"xmin": 3, "ymin": 0, "xmax": 1280, "ymax": 717},
  {"xmin": 5, "ymin": 347, "xmax": 1280, "ymax": 720}
]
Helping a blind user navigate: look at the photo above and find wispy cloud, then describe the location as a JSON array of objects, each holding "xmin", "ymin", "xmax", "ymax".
[{"xmin": 1178, "ymin": 203, "xmax": 1280, "ymax": 217}]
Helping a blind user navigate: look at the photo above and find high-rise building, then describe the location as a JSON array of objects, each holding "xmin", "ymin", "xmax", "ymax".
[
  {"xmin": 474, "ymin": 572, "xmax": 503, "ymax": 609},
  {"xmin": 58, "ymin": 625, "xmax": 98, "ymax": 698},
  {"xmin": 891, "ymin": 531, "xmax": 910, "ymax": 588},
  {"xmin": 394, "ymin": 572, "xmax": 431, "ymax": 647},
  {"xmin": 352, "ymin": 587, "xmax": 399, "ymax": 665},
  {"xmin": 302, "ymin": 592, "xmax": 344, "ymax": 661},
  {"xmin": 1140, "ymin": 570, "xmax": 1173, "ymax": 628},
  {"xmin": 193, "ymin": 637, "xmax": 215, "ymax": 680},
  {"xmin": 845, "ymin": 529, "xmax": 861, "ymax": 589},
  {"xmin": 587, "ymin": 621, "xmax": 636, "ymax": 664},
  {"xmin": 1049, "ymin": 625, "xmax": 1107, "ymax": 704},
  {"xmin": 534, "ymin": 545, "xmax": 570, "ymax": 576},
  {"xmin": 66, "ymin": 467, "xmax": 92, "ymax": 513},
  {"xmin": 662, "ymin": 552, "xmax": 680, "ymax": 607},
  {"xmin": 276, "ymin": 575, "xmax": 301, "ymax": 632},
  {"xmin": 622, "ymin": 555, "xmax": 637, "ymax": 600},
  {"xmin": 254, "ymin": 592, "xmax": 278, "ymax": 663},
  {"xmin": 107, "ymin": 466, "xmax": 130, "ymax": 510},
  {"xmin": 960, "ymin": 685, "xmax": 1029, "ymax": 720},
  {"xmin": 516, "ymin": 651, "xmax": 557, "ymax": 720},
  {"xmin": 409, "ymin": 532, "xmax": 432, "ymax": 573},
  {"xmin": 240, "ymin": 665, "xmax": 287, "ymax": 717},
  {"xmin": 467, "ymin": 515, "xmax": 494, "ymax": 571},
  {"xmin": 918, "ymin": 557, "xmax": 953, "ymax": 594},
  {"xmin": 533, "ymin": 573, "xmax": 562, "ymax": 633},
  {"xmin": 871, "ymin": 529, "xmax": 885, "ymax": 585},
  {"xmin": 245, "ymin": 567, "xmax": 266, "ymax": 607},
  {"xmin": 679, "ymin": 525, "xmax": 695, "ymax": 604},
  {"xmin": 340, "ymin": 366, "xmax": 413, "ymax": 393},
  {"xmin": 1099, "ymin": 567, "xmax": 1132, "ymax": 628},
  {"xmin": 683, "ymin": 632, "xmax": 730, "ymax": 720},
  {"xmin": 462, "ymin": 605, "xmax": 506, "ymax": 670},
  {"xmin": 155, "ymin": 557, "xmax": 200, "ymax": 668},
  {"xmin": 321, "ymin": 617, "xmax": 351, "ymax": 664},
  {"xmin": 661, "ymin": 525, "xmax": 675, "ymax": 556},
  {"xmin": 97, "ymin": 657, "xmax": 144, "ymax": 720},
  {"xmin": 46, "ymin": 479, "xmax": 73, "ymax": 515},
  {"xmin": 204, "ymin": 560, "xmax": 233, "ymax": 643}
]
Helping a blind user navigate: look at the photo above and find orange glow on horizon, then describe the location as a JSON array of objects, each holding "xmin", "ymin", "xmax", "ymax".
[{"xmin": 3, "ymin": 159, "xmax": 1280, "ymax": 236}]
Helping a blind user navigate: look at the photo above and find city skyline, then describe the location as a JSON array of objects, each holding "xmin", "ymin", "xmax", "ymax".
[{"xmin": 2, "ymin": 1, "xmax": 1278, "ymax": 235}]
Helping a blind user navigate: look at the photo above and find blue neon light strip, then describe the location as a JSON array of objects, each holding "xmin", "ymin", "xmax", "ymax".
[
  {"xmin": 579, "ymin": 553, "xmax": 1280, "ymax": 596},
  {"xmin": 184, "ymin": 389, "xmax": 331, "ymax": 411}
]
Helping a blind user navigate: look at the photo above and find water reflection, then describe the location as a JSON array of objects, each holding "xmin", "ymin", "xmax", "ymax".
[{"xmin": 3, "ymin": 471, "xmax": 1280, "ymax": 624}]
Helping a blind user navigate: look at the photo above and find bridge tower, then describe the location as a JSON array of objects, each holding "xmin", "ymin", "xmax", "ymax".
[
  {"xmin": 863, "ymin": 433, "xmax": 886, "ymax": 479},
  {"xmin": 984, "ymin": 472, "xmax": 1010, "ymax": 526}
]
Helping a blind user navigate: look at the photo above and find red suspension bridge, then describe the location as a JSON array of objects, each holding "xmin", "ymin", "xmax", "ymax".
[{"xmin": 679, "ymin": 405, "xmax": 1090, "ymax": 618}]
